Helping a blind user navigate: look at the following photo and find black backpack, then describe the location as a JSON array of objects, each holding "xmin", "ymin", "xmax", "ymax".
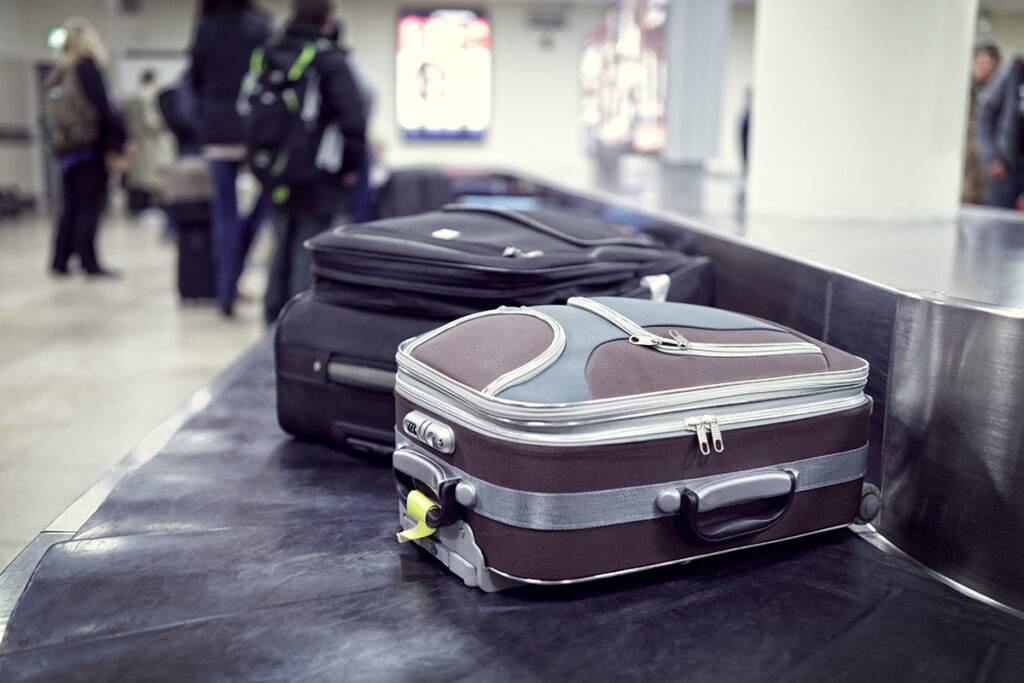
[{"xmin": 238, "ymin": 38, "xmax": 333, "ymax": 205}]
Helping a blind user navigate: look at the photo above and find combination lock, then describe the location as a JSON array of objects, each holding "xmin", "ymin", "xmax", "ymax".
[{"xmin": 402, "ymin": 411, "xmax": 456, "ymax": 454}]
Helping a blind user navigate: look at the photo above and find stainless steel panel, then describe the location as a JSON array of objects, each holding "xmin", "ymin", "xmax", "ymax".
[
  {"xmin": 953, "ymin": 213, "xmax": 1024, "ymax": 307},
  {"xmin": 825, "ymin": 274, "xmax": 901, "ymax": 486},
  {"xmin": 691, "ymin": 233, "xmax": 830, "ymax": 339},
  {"xmin": 879, "ymin": 292, "xmax": 1024, "ymax": 611}
]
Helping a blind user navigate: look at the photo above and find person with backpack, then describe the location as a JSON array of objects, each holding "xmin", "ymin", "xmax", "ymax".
[
  {"xmin": 123, "ymin": 71, "xmax": 174, "ymax": 216},
  {"xmin": 43, "ymin": 17, "xmax": 125, "ymax": 277},
  {"xmin": 188, "ymin": 0, "xmax": 273, "ymax": 317},
  {"xmin": 241, "ymin": 0, "xmax": 366, "ymax": 323}
]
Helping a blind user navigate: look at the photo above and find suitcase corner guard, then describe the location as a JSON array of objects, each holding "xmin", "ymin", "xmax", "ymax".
[{"xmin": 393, "ymin": 446, "xmax": 518, "ymax": 593}]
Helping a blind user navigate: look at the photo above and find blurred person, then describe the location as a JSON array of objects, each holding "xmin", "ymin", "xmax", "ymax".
[
  {"xmin": 334, "ymin": 27, "xmax": 376, "ymax": 223},
  {"xmin": 123, "ymin": 70, "xmax": 174, "ymax": 215},
  {"xmin": 963, "ymin": 42, "xmax": 1000, "ymax": 204},
  {"xmin": 247, "ymin": 0, "xmax": 366, "ymax": 323},
  {"xmin": 188, "ymin": 0, "xmax": 273, "ymax": 317},
  {"xmin": 44, "ymin": 17, "xmax": 125, "ymax": 277},
  {"xmin": 157, "ymin": 75, "xmax": 201, "ymax": 156},
  {"xmin": 975, "ymin": 44, "xmax": 1024, "ymax": 209},
  {"xmin": 739, "ymin": 87, "xmax": 752, "ymax": 175}
]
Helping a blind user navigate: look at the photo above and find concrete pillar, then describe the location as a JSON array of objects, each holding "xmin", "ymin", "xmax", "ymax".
[
  {"xmin": 747, "ymin": 0, "xmax": 978, "ymax": 222},
  {"xmin": 662, "ymin": 0, "xmax": 731, "ymax": 166}
]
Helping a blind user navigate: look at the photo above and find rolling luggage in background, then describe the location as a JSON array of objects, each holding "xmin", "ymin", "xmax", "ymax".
[
  {"xmin": 392, "ymin": 296, "xmax": 871, "ymax": 591},
  {"xmin": 161, "ymin": 156, "xmax": 216, "ymax": 302},
  {"xmin": 176, "ymin": 227, "xmax": 216, "ymax": 301},
  {"xmin": 374, "ymin": 169, "xmax": 455, "ymax": 218},
  {"xmin": 274, "ymin": 205, "xmax": 714, "ymax": 455}
]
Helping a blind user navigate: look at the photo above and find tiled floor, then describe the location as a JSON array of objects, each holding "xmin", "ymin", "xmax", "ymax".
[{"xmin": 0, "ymin": 209, "xmax": 268, "ymax": 572}]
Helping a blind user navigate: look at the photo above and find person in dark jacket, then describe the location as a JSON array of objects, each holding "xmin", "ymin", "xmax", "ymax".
[
  {"xmin": 49, "ymin": 17, "xmax": 125, "ymax": 277},
  {"xmin": 975, "ymin": 52, "xmax": 1024, "ymax": 208},
  {"xmin": 963, "ymin": 42, "xmax": 1000, "ymax": 204},
  {"xmin": 188, "ymin": 0, "xmax": 273, "ymax": 317},
  {"xmin": 261, "ymin": 0, "xmax": 367, "ymax": 324},
  {"xmin": 157, "ymin": 76, "xmax": 200, "ymax": 156}
]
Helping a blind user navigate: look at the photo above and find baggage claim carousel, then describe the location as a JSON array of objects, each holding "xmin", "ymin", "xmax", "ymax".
[{"xmin": 0, "ymin": 168, "xmax": 1022, "ymax": 681}]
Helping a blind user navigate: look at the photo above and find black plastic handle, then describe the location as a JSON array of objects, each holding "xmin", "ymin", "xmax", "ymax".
[{"xmin": 681, "ymin": 471, "xmax": 796, "ymax": 544}]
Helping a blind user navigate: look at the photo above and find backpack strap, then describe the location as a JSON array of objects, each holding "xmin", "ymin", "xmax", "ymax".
[
  {"xmin": 286, "ymin": 39, "xmax": 334, "ymax": 81},
  {"xmin": 249, "ymin": 47, "xmax": 265, "ymax": 77},
  {"xmin": 288, "ymin": 43, "xmax": 318, "ymax": 81}
]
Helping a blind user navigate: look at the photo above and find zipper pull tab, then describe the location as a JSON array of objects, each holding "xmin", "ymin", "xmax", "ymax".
[
  {"xmin": 687, "ymin": 417, "xmax": 710, "ymax": 455},
  {"xmin": 703, "ymin": 415, "xmax": 724, "ymax": 453},
  {"xmin": 629, "ymin": 334, "xmax": 662, "ymax": 347},
  {"xmin": 668, "ymin": 329, "xmax": 689, "ymax": 349}
]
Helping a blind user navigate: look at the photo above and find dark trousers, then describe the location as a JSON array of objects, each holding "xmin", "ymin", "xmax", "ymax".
[
  {"xmin": 264, "ymin": 207, "xmax": 332, "ymax": 323},
  {"xmin": 985, "ymin": 166, "xmax": 1024, "ymax": 208},
  {"xmin": 208, "ymin": 159, "xmax": 269, "ymax": 303},
  {"xmin": 52, "ymin": 159, "xmax": 107, "ymax": 273}
]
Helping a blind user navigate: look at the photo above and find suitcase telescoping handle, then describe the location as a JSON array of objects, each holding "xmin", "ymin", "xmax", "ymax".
[
  {"xmin": 659, "ymin": 470, "xmax": 797, "ymax": 544},
  {"xmin": 393, "ymin": 448, "xmax": 477, "ymax": 535}
]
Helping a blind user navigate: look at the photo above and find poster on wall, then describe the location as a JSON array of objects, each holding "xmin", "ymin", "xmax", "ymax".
[
  {"xmin": 396, "ymin": 8, "xmax": 492, "ymax": 140},
  {"xmin": 579, "ymin": 0, "xmax": 667, "ymax": 154}
]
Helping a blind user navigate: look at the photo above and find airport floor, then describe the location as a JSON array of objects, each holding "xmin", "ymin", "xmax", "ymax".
[{"xmin": 0, "ymin": 209, "xmax": 269, "ymax": 572}]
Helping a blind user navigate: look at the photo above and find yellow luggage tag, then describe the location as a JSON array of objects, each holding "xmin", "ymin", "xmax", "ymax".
[{"xmin": 397, "ymin": 489, "xmax": 439, "ymax": 543}]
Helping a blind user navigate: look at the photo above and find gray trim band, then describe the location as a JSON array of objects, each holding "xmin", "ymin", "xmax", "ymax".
[{"xmin": 397, "ymin": 439, "xmax": 867, "ymax": 531}]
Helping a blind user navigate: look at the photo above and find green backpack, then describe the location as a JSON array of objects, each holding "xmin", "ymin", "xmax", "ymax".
[{"xmin": 40, "ymin": 64, "xmax": 100, "ymax": 155}]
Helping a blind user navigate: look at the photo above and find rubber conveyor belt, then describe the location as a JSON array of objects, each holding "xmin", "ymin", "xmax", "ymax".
[{"xmin": 0, "ymin": 338, "xmax": 1021, "ymax": 681}]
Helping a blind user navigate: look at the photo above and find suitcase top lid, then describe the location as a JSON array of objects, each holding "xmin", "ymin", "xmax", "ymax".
[
  {"xmin": 303, "ymin": 206, "xmax": 694, "ymax": 294},
  {"xmin": 395, "ymin": 297, "xmax": 870, "ymax": 434}
]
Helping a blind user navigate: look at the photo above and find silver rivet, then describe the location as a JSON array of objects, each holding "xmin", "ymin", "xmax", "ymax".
[
  {"xmin": 656, "ymin": 489, "xmax": 681, "ymax": 514},
  {"xmin": 455, "ymin": 482, "xmax": 477, "ymax": 507},
  {"xmin": 313, "ymin": 361, "xmax": 322, "ymax": 372}
]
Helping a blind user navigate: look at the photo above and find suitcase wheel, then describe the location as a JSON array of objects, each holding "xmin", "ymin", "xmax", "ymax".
[{"xmin": 856, "ymin": 483, "xmax": 881, "ymax": 524}]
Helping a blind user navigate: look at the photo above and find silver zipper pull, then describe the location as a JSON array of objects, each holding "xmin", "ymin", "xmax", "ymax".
[
  {"xmin": 629, "ymin": 334, "xmax": 662, "ymax": 347},
  {"xmin": 703, "ymin": 415, "xmax": 724, "ymax": 453},
  {"xmin": 687, "ymin": 417, "xmax": 710, "ymax": 455},
  {"xmin": 668, "ymin": 330, "xmax": 689, "ymax": 349}
]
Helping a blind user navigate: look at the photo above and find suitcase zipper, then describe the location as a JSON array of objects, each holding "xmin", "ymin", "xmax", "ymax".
[
  {"xmin": 397, "ymin": 349, "xmax": 867, "ymax": 425},
  {"xmin": 566, "ymin": 297, "xmax": 823, "ymax": 357},
  {"xmin": 396, "ymin": 375, "xmax": 869, "ymax": 447},
  {"xmin": 403, "ymin": 306, "xmax": 567, "ymax": 398},
  {"xmin": 481, "ymin": 307, "xmax": 566, "ymax": 396}
]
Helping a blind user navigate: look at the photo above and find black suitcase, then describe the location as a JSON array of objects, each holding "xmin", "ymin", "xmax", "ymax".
[
  {"xmin": 176, "ymin": 220, "xmax": 217, "ymax": 302},
  {"xmin": 275, "ymin": 204, "xmax": 714, "ymax": 454},
  {"xmin": 374, "ymin": 169, "xmax": 454, "ymax": 218}
]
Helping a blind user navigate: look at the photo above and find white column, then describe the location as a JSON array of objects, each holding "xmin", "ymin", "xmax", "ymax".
[
  {"xmin": 747, "ymin": 0, "xmax": 978, "ymax": 222},
  {"xmin": 662, "ymin": 0, "xmax": 731, "ymax": 166}
]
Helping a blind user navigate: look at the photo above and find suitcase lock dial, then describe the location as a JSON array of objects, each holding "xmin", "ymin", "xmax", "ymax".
[{"xmin": 403, "ymin": 411, "xmax": 456, "ymax": 454}]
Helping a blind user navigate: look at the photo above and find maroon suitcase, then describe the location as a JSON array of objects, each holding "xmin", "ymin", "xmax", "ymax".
[{"xmin": 391, "ymin": 296, "xmax": 871, "ymax": 591}]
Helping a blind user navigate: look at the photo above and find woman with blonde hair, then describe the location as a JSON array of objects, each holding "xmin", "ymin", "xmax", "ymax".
[{"xmin": 46, "ymin": 17, "xmax": 124, "ymax": 277}]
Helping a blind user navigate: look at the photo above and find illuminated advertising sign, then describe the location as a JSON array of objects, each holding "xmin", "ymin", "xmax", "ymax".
[{"xmin": 396, "ymin": 9, "xmax": 492, "ymax": 140}]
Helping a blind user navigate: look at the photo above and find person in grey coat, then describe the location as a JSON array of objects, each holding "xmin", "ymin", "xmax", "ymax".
[{"xmin": 975, "ymin": 55, "xmax": 1024, "ymax": 208}]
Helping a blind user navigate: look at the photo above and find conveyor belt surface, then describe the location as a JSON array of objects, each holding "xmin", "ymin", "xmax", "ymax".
[{"xmin": 0, "ymin": 340, "xmax": 1021, "ymax": 681}]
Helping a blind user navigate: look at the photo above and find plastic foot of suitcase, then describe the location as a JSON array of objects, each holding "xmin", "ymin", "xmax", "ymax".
[{"xmin": 400, "ymin": 506, "xmax": 521, "ymax": 593}]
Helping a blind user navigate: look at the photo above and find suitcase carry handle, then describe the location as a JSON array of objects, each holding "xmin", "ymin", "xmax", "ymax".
[
  {"xmin": 679, "ymin": 470, "xmax": 796, "ymax": 544},
  {"xmin": 441, "ymin": 204, "xmax": 650, "ymax": 248},
  {"xmin": 393, "ymin": 448, "xmax": 477, "ymax": 529}
]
